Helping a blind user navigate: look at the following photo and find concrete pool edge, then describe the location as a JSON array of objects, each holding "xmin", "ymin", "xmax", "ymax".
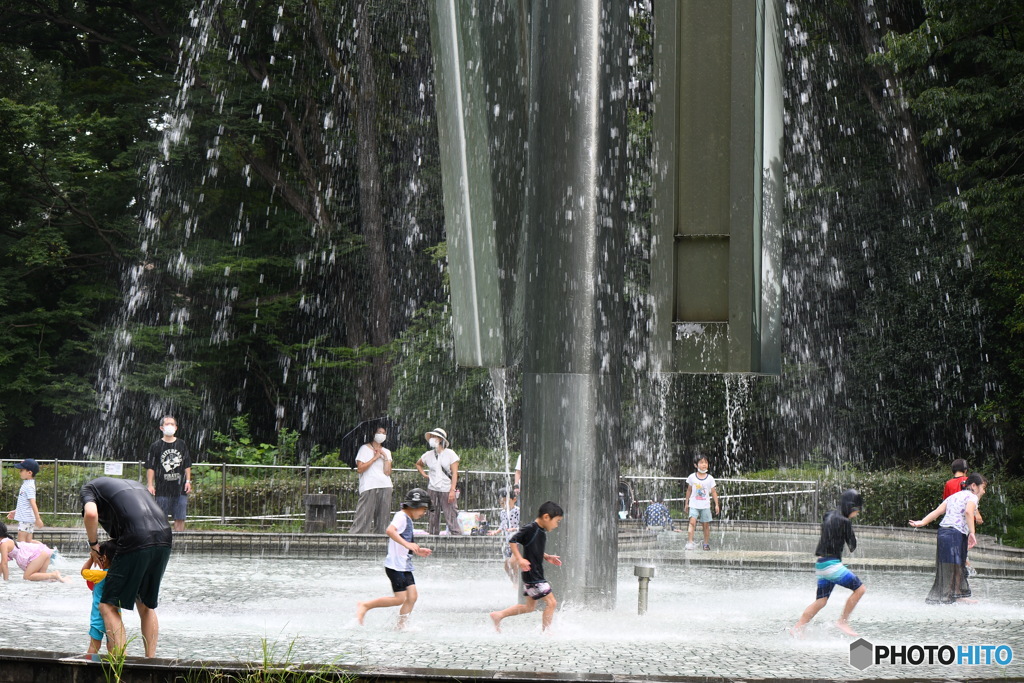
[
  {"xmin": 0, "ymin": 648, "xmax": 971, "ymax": 683},
  {"xmin": 26, "ymin": 523, "xmax": 1024, "ymax": 574}
]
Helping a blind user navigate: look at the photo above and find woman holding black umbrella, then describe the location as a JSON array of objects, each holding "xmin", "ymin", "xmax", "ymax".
[{"xmin": 350, "ymin": 427, "xmax": 394, "ymax": 534}]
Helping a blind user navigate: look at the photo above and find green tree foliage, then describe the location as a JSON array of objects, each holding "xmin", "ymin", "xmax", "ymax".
[
  {"xmin": 0, "ymin": 1, "xmax": 445, "ymax": 460},
  {"xmin": 750, "ymin": 0, "xmax": 1002, "ymax": 469},
  {"xmin": 1, "ymin": 0, "xmax": 1021, "ymax": 479},
  {"xmin": 877, "ymin": 0, "xmax": 1024, "ymax": 459},
  {"xmin": 0, "ymin": 0, "xmax": 185, "ymax": 451},
  {"xmin": 388, "ymin": 300, "xmax": 495, "ymax": 451}
]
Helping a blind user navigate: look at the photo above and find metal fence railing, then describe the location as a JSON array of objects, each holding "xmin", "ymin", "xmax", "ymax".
[
  {"xmin": 621, "ymin": 475, "xmax": 821, "ymax": 523},
  {"xmin": 1, "ymin": 460, "xmax": 819, "ymax": 529},
  {"xmin": 0, "ymin": 459, "xmax": 518, "ymax": 530}
]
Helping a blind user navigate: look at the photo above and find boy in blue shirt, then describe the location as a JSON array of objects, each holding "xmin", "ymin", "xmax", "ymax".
[{"xmin": 82, "ymin": 541, "xmax": 119, "ymax": 655}]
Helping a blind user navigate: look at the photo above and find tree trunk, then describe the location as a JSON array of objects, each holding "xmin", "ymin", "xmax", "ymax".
[{"xmin": 356, "ymin": 0, "xmax": 392, "ymax": 418}]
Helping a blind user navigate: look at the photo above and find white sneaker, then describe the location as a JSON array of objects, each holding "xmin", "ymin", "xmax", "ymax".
[{"xmin": 685, "ymin": 542, "xmax": 695, "ymax": 550}]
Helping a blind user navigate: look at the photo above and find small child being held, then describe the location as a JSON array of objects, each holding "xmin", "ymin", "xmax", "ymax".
[
  {"xmin": 489, "ymin": 501, "xmax": 564, "ymax": 632},
  {"xmin": 81, "ymin": 540, "xmax": 119, "ymax": 654},
  {"xmin": 356, "ymin": 488, "xmax": 433, "ymax": 630}
]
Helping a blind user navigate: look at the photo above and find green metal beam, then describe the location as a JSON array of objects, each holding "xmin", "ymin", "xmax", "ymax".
[{"xmin": 652, "ymin": 0, "xmax": 783, "ymax": 374}]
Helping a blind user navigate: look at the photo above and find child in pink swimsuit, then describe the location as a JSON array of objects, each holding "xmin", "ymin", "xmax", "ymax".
[{"xmin": 0, "ymin": 521, "xmax": 67, "ymax": 582}]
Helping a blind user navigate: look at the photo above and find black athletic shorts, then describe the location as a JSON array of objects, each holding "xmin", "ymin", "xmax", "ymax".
[
  {"xmin": 385, "ymin": 567, "xmax": 416, "ymax": 593},
  {"xmin": 101, "ymin": 546, "xmax": 171, "ymax": 610}
]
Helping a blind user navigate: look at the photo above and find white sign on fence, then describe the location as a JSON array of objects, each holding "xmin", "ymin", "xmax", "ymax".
[{"xmin": 103, "ymin": 462, "xmax": 124, "ymax": 476}]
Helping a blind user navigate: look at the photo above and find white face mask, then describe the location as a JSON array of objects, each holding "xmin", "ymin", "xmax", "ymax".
[
  {"xmin": 162, "ymin": 425, "xmax": 177, "ymax": 437},
  {"xmin": 428, "ymin": 438, "xmax": 440, "ymax": 449},
  {"xmin": 698, "ymin": 467, "xmax": 708, "ymax": 474},
  {"xmin": 373, "ymin": 433, "xmax": 387, "ymax": 444}
]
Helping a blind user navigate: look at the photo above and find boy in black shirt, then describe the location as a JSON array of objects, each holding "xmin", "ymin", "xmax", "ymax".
[
  {"xmin": 489, "ymin": 501, "xmax": 563, "ymax": 632},
  {"xmin": 792, "ymin": 489, "xmax": 865, "ymax": 637}
]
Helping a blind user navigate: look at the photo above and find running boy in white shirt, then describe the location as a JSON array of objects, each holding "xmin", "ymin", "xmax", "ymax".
[{"xmin": 355, "ymin": 488, "xmax": 433, "ymax": 629}]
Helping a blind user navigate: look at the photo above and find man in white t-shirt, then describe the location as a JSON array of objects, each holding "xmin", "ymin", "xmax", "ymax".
[
  {"xmin": 415, "ymin": 428, "xmax": 462, "ymax": 535},
  {"xmin": 350, "ymin": 427, "xmax": 394, "ymax": 534}
]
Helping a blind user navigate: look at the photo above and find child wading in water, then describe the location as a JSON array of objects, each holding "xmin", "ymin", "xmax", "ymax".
[
  {"xmin": 942, "ymin": 459, "xmax": 982, "ymax": 577},
  {"xmin": 489, "ymin": 501, "xmax": 563, "ymax": 632},
  {"xmin": 82, "ymin": 540, "xmax": 119, "ymax": 654},
  {"xmin": 488, "ymin": 487, "xmax": 521, "ymax": 584},
  {"xmin": 792, "ymin": 489, "xmax": 865, "ymax": 637},
  {"xmin": 684, "ymin": 456, "xmax": 720, "ymax": 550},
  {"xmin": 356, "ymin": 488, "xmax": 433, "ymax": 629}
]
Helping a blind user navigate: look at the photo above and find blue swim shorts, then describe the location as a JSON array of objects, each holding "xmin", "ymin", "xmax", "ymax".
[{"xmin": 814, "ymin": 557, "xmax": 863, "ymax": 600}]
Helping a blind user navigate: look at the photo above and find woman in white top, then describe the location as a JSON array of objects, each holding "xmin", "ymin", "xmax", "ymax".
[
  {"xmin": 349, "ymin": 427, "xmax": 394, "ymax": 534},
  {"xmin": 415, "ymin": 428, "xmax": 462, "ymax": 535},
  {"xmin": 909, "ymin": 473, "xmax": 987, "ymax": 604}
]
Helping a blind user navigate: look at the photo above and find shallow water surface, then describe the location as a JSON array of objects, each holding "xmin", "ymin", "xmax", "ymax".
[{"xmin": 2, "ymin": 551, "xmax": 1022, "ymax": 680}]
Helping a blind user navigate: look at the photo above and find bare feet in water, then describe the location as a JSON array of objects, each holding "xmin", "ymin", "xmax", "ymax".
[
  {"xmin": 787, "ymin": 624, "xmax": 805, "ymax": 639},
  {"xmin": 489, "ymin": 611, "xmax": 503, "ymax": 633},
  {"xmin": 355, "ymin": 602, "xmax": 369, "ymax": 625},
  {"xmin": 835, "ymin": 619, "xmax": 859, "ymax": 637}
]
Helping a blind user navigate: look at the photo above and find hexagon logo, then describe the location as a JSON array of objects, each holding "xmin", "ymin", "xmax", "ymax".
[{"xmin": 850, "ymin": 638, "xmax": 873, "ymax": 670}]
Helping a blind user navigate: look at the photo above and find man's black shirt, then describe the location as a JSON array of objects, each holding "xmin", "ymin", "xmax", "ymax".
[{"xmin": 81, "ymin": 477, "xmax": 172, "ymax": 553}]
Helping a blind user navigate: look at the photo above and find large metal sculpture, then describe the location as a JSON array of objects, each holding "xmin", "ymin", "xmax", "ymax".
[{"xmin": 428, "ymin": 0, "xmax": 783, "ymax": 608}]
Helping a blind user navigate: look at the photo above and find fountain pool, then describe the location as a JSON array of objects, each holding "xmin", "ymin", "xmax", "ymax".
[{"xmin": 2, "ymin": 543, "xmax": 1022, "ymax": 681}]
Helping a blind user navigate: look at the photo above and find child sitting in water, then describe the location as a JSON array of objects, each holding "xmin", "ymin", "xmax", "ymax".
[
  {"xmin": 82, "ymin": 540, "xmax": 119, "ymax": 654},
  {"xmin": 0, "ymin": 521, "xmax": 68, "ymax": 582},
  {"xmin": 355, "ymin": 488, "xmax": 433, "ymax": 630}
]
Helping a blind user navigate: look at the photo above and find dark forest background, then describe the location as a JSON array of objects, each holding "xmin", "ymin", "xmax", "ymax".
[{"xmin": 0, "ymin": 0, "xmax": 1021, "ymax": 478}]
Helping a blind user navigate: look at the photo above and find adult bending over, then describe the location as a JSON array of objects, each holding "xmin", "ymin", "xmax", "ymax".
[{"xmin": 81, "ymin": 477, "xmax": 173, "ymax": 657}]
